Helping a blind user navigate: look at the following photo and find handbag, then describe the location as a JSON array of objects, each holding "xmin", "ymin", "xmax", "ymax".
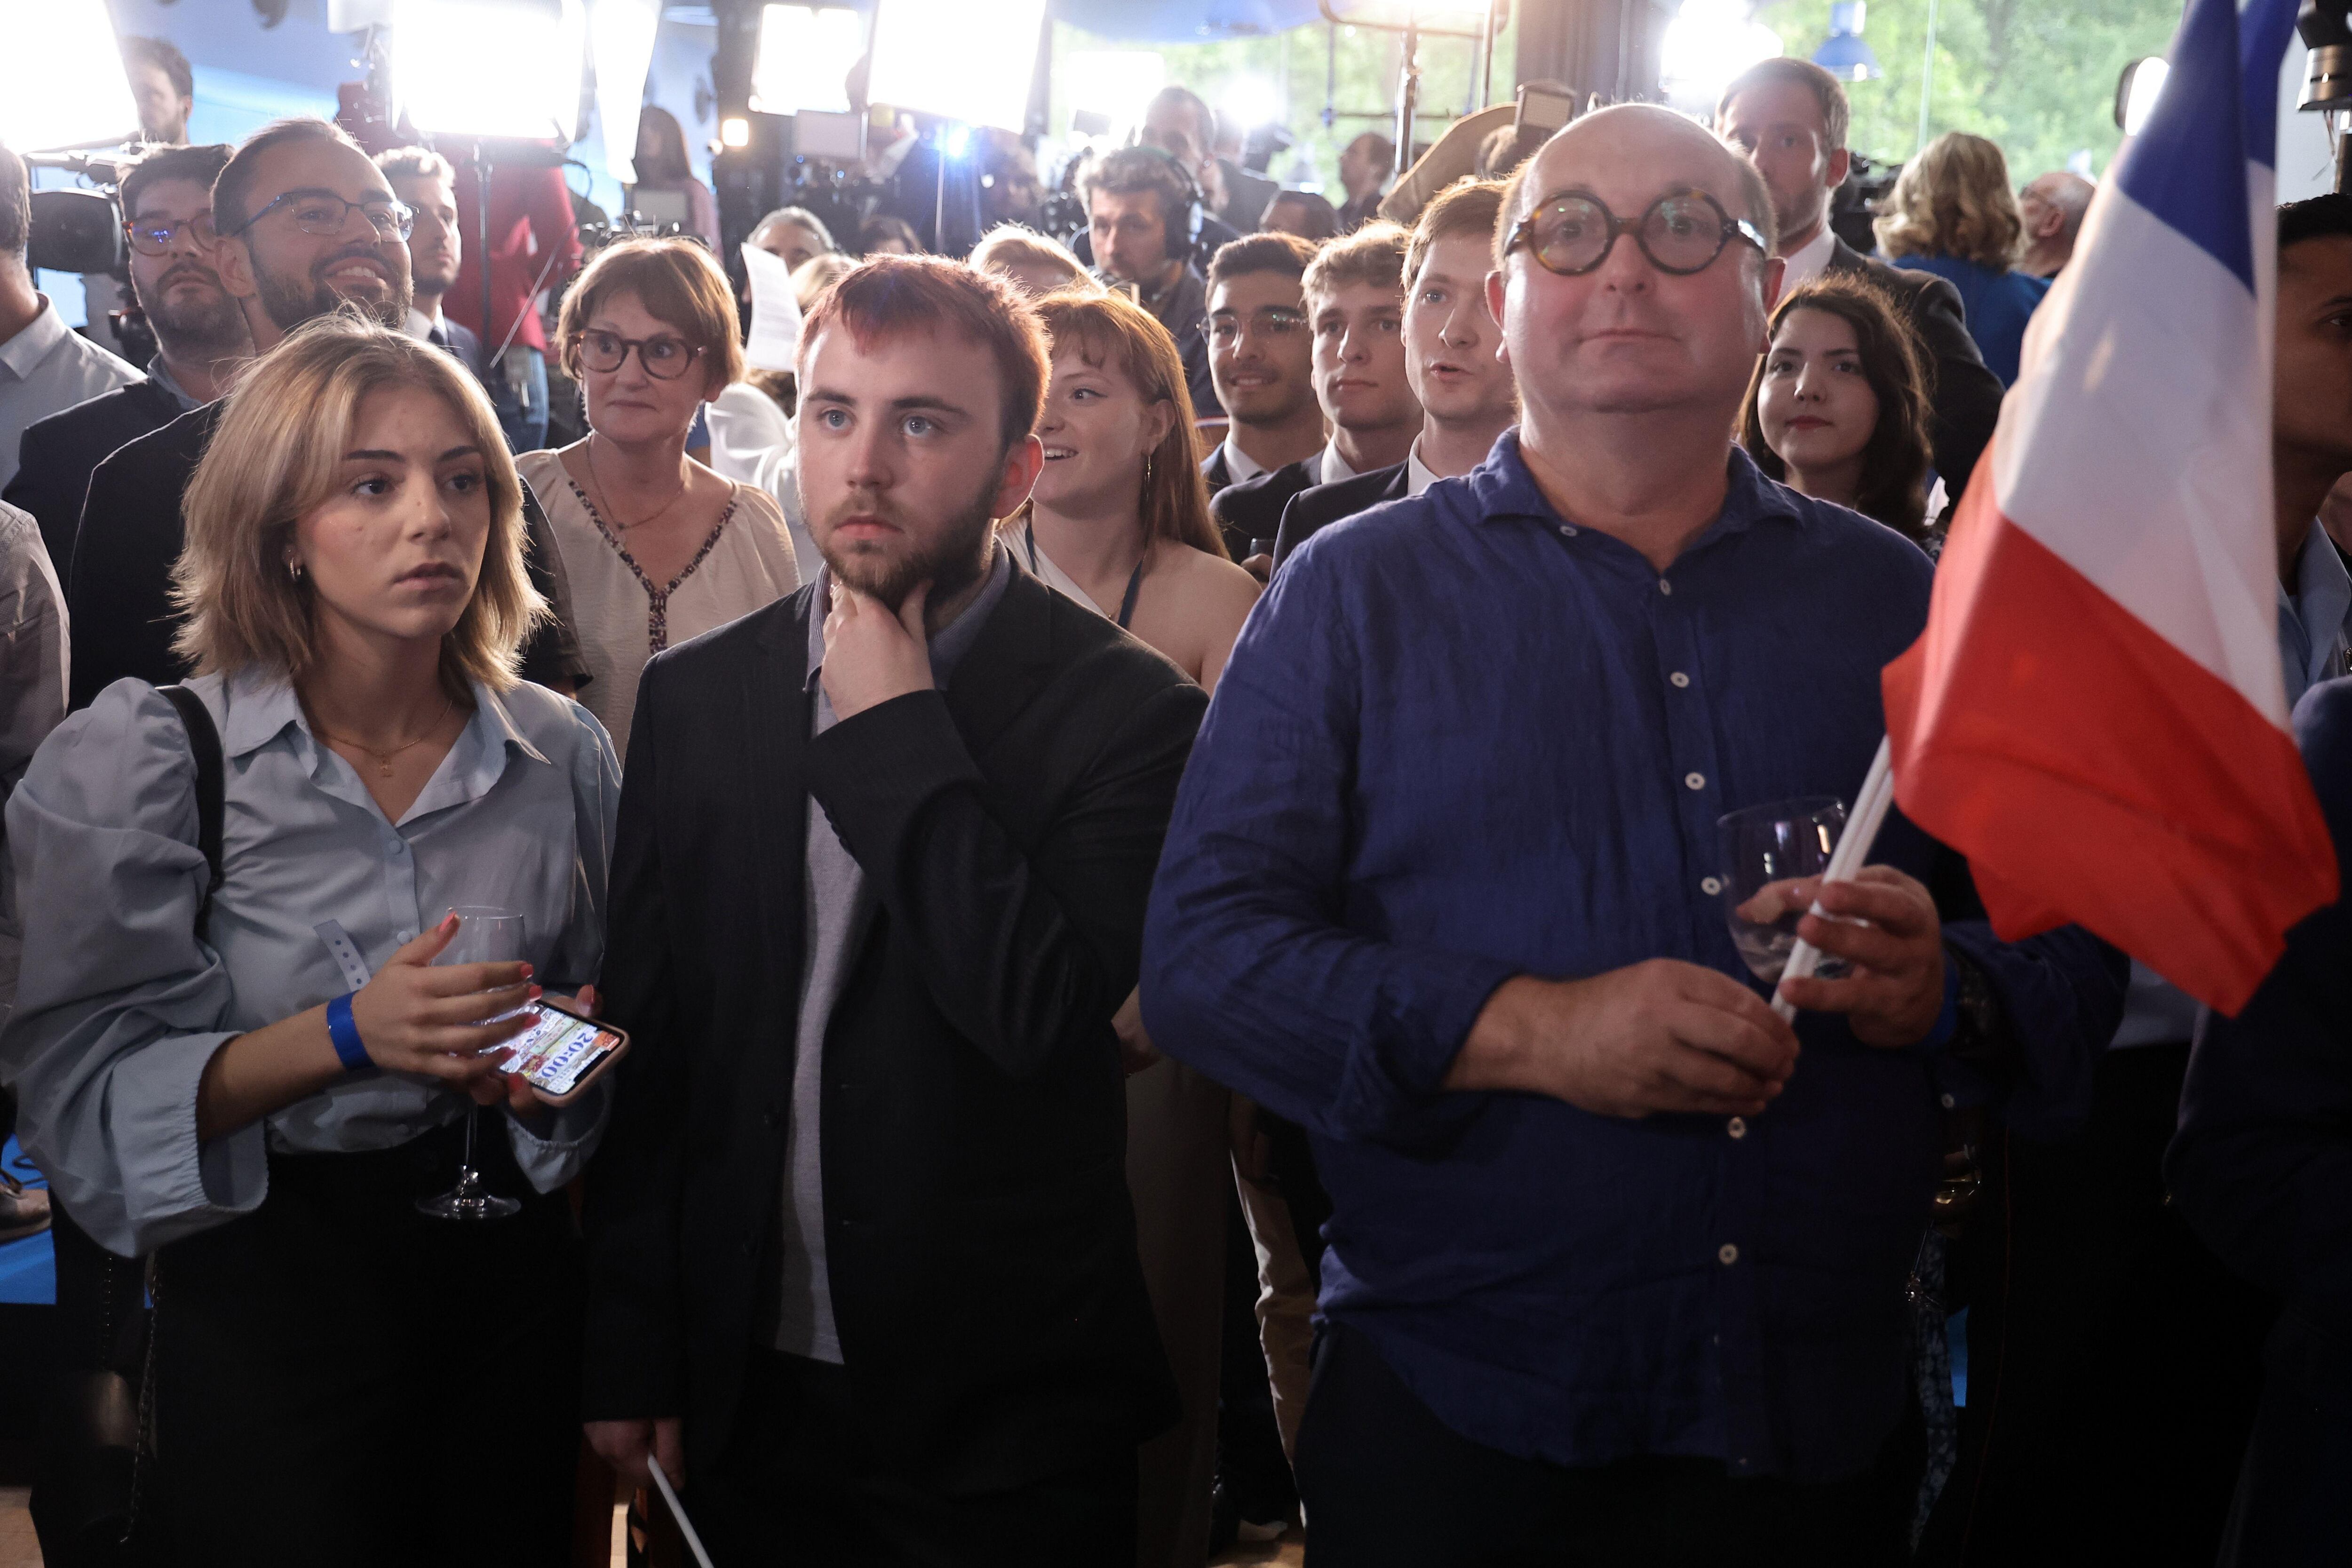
[{"xmin": 29, "ymin": 684, "xmax": 222, "ymax": 1567}]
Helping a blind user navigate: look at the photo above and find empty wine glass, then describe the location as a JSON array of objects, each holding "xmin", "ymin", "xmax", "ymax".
[
  {"xmin": 1717, "ymin": 798, "xmax": 1853, "ymax": 986},
  {"xmin": 416, "ymin": 906, "xmax": 527, "ymax": 1222}
]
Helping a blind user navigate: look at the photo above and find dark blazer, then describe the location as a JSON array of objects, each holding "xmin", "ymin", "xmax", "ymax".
[
  {"xmin": 581, "ymin": 568, "xmax": 1200, "ymax": 1490},
  {"xmin": 1210, "ymin": 456, "xmax": 1320, "ymax": 563},
  {"xmin": 1200, "ymin": 444, "xmax": 1237, "ymax": 497},
  {"xmin": 2168, "ymin": 678, "xmax": 2352, "ymax": 1561},
  {"xmin": 1823, "ymin": 239, "xmax": 2004, "ymax": 503},
  {"xmin": 427, "ymin": 314, "xmax": 483, "ymax": 368},
  {"xmin": 3, "ymin": 374, "xmax": 183, "ymax": 576},
  {"xmin": 1271, "ymin": 461, "xmax": 1409, "ymax": 570},
  {"xmin": 1216, "ymin": 160, "xmax": 1279, "ymax": 233},
  {"xmin": 64, "ymin": 401, "xmax": 588, "ymax": 709}
]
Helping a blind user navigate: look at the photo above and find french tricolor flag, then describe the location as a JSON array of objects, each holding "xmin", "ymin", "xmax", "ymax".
[{"xmin": 1880, "ymin": 0, "xmax": 2340, "ymax": 1013}]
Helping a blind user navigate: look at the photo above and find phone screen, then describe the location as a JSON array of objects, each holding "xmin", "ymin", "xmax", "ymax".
[{"xmin": 492, "ymin": 1006, "xmax": 623, "ymax": 1099}]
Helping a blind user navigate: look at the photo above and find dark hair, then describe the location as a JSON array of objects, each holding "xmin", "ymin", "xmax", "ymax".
[
  {"xmin": 1261, "ymin": 190, "xmax": 1340, "ymax": 242},
  {"xmin": 0, "ymin": 144, "xmax": 28, "ymax": 262},
  {"xmin": 858, "ymin": 214, "xmax": 923, "ymax": 255},
  {"xmin": 797, "ymin": 255, "xmax": 1050, "ymax": 454},
  {"xmin": 2280, "ymin": 193, "xmax": 2352, "ymax": 251},
  {"xmin": 1207, "ymin": 231, "xmax": 1319, "ymax": 290},
  {"xmin": 634, "ymin": 106, "xmax": 693, "ymax": 186},
  {"xmin": 1476, "ymin": 124, "xmax": 1535, "ymax": 181},
  {"xmin": 122, "ymin": 35, "xmax": 195, "ymax": 104},
  {"xmin": 120, "ymin": 142, "xmax": 234, "ymax": 221},
  {"xmin": 1348, "ymin": 132, "xmax": 1396, "ymax": 170},
  {"xmin": 213, "ymin": 118, "xmax": 365, "ymax": 234},
  {"xmin": 1081, "ymin": 145, "xmax": 1196, "ymax": 231},
  {"xmin": 1407, "ymin": 178, "xmax": 1504, "ymax": 287},
  {"xmin": 1740, "ymin": 274, "xmax": 1933, "ymax": 539},
  {"xmin": 373, "ymin": 145, "xmax": 454, "ymax": 186},
  {"xmin": 1716, "ymin": 56, "xmax": 1851, "ymax": 151},
  {"xmin": 1145, "ymin": 85, "xmax": 1214, "ymax": 150}
]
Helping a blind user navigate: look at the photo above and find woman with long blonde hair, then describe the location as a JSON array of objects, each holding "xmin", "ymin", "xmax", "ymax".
[
  {"xmin": 1, "ymin": 314, "xmax": 618, "ymax": 1564},
  {"xmin": 1875, "ymin": 131, "xmax": 2051, "ymax": 385}
]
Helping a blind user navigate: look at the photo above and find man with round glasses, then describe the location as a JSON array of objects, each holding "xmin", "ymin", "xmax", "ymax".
[
  {"xmin": 1141, "ymin": 104, "xmax": 2123, "ymax": 1561},
  {"xmin": 64, "ymin": 118, "xmax": 587, "ymax": 708},
  {"xmin": 6, "ymin": 143, "xmax": 249, "ymax": 573}
]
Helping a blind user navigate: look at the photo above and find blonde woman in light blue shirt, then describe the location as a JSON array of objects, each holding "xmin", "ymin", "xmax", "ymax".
[{"xmin": 1, "ymin": 314, "xmax": 619, "ymax": 1566}]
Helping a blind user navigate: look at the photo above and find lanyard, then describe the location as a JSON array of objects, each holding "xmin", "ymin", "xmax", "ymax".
[{"xmin": 1024, "ymin": 521, "xmax": 1146, "ymax": 631}]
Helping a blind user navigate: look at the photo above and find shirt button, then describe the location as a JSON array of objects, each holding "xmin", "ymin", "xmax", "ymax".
[
  {"xmin": 1727, "ymin": 1116, "xmax": 1747, "ymax": 1139},
  {"xmin": 1700, "ymin": 876, "xmax": 1723, "ymax": 896},
  {"xmin": 1685, "ymin": 772, "xmax": 1706, "ymax": 790},
  {"xmin": 1659, "ymin": 578, "xmax": 1674, "ymax": 595},
  {"xmin": 1669, "ymin": 671, "xmax": 1691, "ymax": 688},
  {"xmin": 389, "ymin": 840, "xmax": 408, "ymax": 858},
  {"xmin": 396, "ymin": 929, "xmax": 415, "ymax": 943},
  {"xmin": 1940, "ymin": 1092, "xmax": 1957, "ymax": 1109},
  {"xmin": 1557, "ymin": 523, "xmax": 1579, "ymax": 537},
  {"xmin": 1718, "ymin": 1243, "xmax": 1740, "ymax": 1266}
]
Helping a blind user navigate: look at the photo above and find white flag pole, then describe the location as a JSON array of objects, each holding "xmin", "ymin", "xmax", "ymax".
[
  {"xmin": 1771, "ymin": 736, "xmax": 1897, "ymax": 1022},
  {"xmin": 650, "ymin": 1459, "xmax": 718, "ymax": 1568}
]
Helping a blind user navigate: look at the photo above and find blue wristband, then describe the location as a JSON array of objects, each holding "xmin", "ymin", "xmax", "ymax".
[{"xmin": 325, "ymin": 991, "xmax": 373, "ymax": 1074}]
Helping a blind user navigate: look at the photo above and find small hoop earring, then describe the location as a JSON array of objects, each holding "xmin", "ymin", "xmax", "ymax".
[{"xmin": 287, "ymin": 560, "xmax": 305, "ymax": 583}]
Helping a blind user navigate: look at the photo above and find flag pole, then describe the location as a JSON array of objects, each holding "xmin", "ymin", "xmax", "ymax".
[
  {"xmin": 650, "ymin": 1460, "xmax": 718, "ymax": 1568},
  {"xmin": 1772, "ymin": 736, "xmax": 1896, "ymax": 1022}
]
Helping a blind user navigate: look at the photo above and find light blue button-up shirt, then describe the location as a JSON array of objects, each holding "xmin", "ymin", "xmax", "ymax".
[{"xmin": 0, "ymin": 669, "xmax": 621, "ymax": 1257}]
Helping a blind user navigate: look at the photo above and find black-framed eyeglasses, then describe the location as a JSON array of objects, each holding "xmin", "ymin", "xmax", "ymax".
[
  {"xmin": 1202, "ymin": 307, "xmax": 1308, "ymax": 346},
  {"xmin": 220, "ymin": 188, "xmax": 414, "ymax": 242},
  {"xmin": 578, "ymin": 329, "xmax": 706, "ymax": 380},
  {"xmin": 123, "ymin": 213, "xmax": 216, "ymax": 256},
  {"xmin": 1505, "ymin": 190, "xmax": 1768, "ymax": 279}
]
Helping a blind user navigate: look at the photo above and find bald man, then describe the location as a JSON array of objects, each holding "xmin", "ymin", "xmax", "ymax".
[
  {"xmin": 1142, "ymin": 105, "xmax": 2123, "ymax": 1563},
  {"xmin": 2020, "ymin": 171, "xmax": 2096, "ymax": 279}
]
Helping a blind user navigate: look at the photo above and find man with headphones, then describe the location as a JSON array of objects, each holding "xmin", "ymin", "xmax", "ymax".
[{"xmin": 1082, "ymin": 145, "xmax": 1231, "ymax": 418}]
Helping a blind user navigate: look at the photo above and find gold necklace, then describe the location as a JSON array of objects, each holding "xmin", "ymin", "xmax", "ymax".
[
  {"xmin": 312, "ymin": 695, "xmax": 456, "ymax": 779},
  {"xmin": 588, "ymin": 434, "xmax": 687, "ymax": 531}
]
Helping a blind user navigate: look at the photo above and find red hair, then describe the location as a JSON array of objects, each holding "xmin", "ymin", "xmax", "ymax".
[{"xmin": 796, "ymin": 255, "xmax": 1050, "ymax": 453}]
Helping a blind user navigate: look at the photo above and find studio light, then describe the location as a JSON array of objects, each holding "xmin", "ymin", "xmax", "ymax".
[
  {"xmin": 590, "ymin": 0, "xmax": 661, "ymax": 184},
  {"xmin": 750, "ymin": 5, "xmax": 866, "ymax": 118},
  {"xmin": 1068, "ymin": 50, "xmax": 1168, "ymax": 147},
  {"xmin": 0, "ymin": 0, "xmax": 142, "ymax": 152},
  {"xmin": 721, "ymin": 116, "xmax": 753, "ymax": 148},
  {"xmin": 866, "ymin": 0, "xmax": 1047, "ymax": 135},
  {"xmin": 393, "ymin": 0, "xmax": 588, "ymax": 142},
  {"xmin": 1220, "ymin": 76, "xmax": 1284, "ymax": 134},
  {"xmin": 2115, "ymin": 56, "xmax": 2169, "ymax": 136},
  {"xmin": 1660, "ymin": 0, "xmax": 1784, "ymax": 108}
]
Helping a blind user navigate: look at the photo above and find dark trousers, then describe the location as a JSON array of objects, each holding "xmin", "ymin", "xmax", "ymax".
[
  {"xmin": 2215, "ymin": 1302, "xmax": 2352, "ymax": 1568},
  {"xmin": 1924, "ymin": 1043, "xmax": 2276, "ymax": 1566},
  {"xmin": 1296, "ymin": 1320, "xmax": 1912, "ymax": 1568},
  {"xmin": 151, "ymin": 1119, "xmax": 582, "ymax": 1568},
  {"xmin": 693, "ymin": 1348, "xmax": 1138, "ymax": 1567}
]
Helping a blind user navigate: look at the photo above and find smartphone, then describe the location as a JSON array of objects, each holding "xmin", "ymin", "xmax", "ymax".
[
  {"xmin": 1517, "ymin": 84, "xmax": 1578, "ymax": 139},
  {"xmin": 488, "ymin": 997, "xmax": 630, "ymax": 1106}
]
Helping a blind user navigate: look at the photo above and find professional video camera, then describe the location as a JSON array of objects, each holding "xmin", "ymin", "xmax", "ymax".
[
  {"xmin": 23, "ymin": 148, "xmax": 159, "ymax": 365},
  {"xmin": 1829, "ymin": 151, "xmax": 1900, "ymax": 255}
]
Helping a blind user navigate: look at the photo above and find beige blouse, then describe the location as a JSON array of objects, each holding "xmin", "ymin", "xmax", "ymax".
[{"xmin": 520, "ymin": 449, "xmax": 801, "ymax": 759}]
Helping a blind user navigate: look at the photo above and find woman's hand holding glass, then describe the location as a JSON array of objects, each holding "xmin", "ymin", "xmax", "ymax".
[{"xmin": 347, "ymin": 912, "xmax": 541, "ymax": 1084}]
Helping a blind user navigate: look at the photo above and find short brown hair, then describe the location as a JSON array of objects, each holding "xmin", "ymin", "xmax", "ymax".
[
  {"xmin": 1875, "ymin": 132, "xmax": 2024, "ymax": 269},
  {"xmin": 969, "ymin": 225, "xmax": 1097, "ymax": 294},
  {"xmin": 1207, "ymin": 231, "xmax": 1319, "ymax": 292},
  {"xmin": 1080, "ymin": 146, "xmax": 1197, "ymax": 233},
  {"xmin": 556, "ymin": 236, "xmax": 745, "ymax": 398},
  {"xmin": 1716, "ymin": 57, "xmax": 1851, "ymax": 152},
  {"xmin": 374, "ymin": 145, "xmax": 454, "ymax": 186},
  {"xmin": 798, "ymin": 255, "xmax": 1050, "ymax": 454},
  {"xmin": 1739, "ymin": 274, "xmax": 1933, "ymax": 539},
  {"xmin": 173, "ymin": 313, "xmax": 543, "ymax": 688},
  {"xmin": 214, "ymin": 118, "xmax": 365, "ymax": 235},
  {"xmin": 1303, "ymin": 219, "xmax": 1410, "ymax": 305},
  {"xmin": 1030, "ymin": 290, "xmax": 1226, "ymax": 559},
  {"xmin": 1406, "ymin": 179, "xmax": 1504, "ymax": 287},
  {"xmin": 120, "ymin": 143, "xmax": 232, "ymax": 223}
]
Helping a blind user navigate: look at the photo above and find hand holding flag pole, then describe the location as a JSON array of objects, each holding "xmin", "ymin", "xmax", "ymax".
[{"xmin": 1770, "ymin": 737, "xmax": 1898, "ymax": 1023}]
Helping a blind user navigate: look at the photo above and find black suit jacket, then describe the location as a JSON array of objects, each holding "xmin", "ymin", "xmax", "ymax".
[
  {"xmin": 581, "ymin": 568, "xmax": 1199, "ymax": 1488},
  {"xmin": 1822, "ymin": 239, "xmax": 2003, "ymax": 503},
  {"xmin": 3, "ymin": 375, "xmax": 183, "ymax": 577},
  {"xmin": 1200, "ymin": 444, "xmax": 1236, "ymax": 497},
  {"xmin": 1271, "ymin": 461, "xmax": 1410, "ymax": 570},
  {"xmin": 64, "ymin": 401, "xmax": 588, "ymax": 709},
  {"xmin": 1209, "ymin": 456, "xmax": 1320, "ymax": 563}
]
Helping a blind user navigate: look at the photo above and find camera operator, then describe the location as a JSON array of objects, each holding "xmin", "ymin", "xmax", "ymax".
[
  {"xmin": 6, "ymin": 143, "xmax": 250, "ymax": 574},
  {"xmin": 0, "ymin": 145, "xmax": 139, "ymax": 497},
  {"xmin": 122, "ymin": 37, "xmax": 194, "ymax": 148},
  {"xmin": 1083, "ymin": 146, "xmax": 1225, "ymax": 418}
]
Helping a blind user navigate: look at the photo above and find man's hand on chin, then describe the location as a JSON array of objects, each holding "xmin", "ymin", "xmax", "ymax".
[{"xmin": 821, "ymin": 580, "xmax": 934, "ymax": 720}]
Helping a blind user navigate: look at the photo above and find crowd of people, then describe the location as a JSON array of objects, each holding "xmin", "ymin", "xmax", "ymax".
[{"xmin": 0, "ymin": 33, "xmax": 2346, "ymax": 1568}]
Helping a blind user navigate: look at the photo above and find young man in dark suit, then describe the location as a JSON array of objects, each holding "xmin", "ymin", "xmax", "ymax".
[
  {"xmin": 2, "ymin": 143, "xmax": 249, "ymax": 573},
  {"xmin": 1199, "ymin": 234, "xmax": 1324, "ymax": 541},
  {"xmin": 582, "ymin": 256, "xmax": 1202, "ymax": 1567},
  {"xmin": 1716, "ymin": 58, "xmax": 2002, "ymax": 503},
  {"xmin": 1273, "ymin": 179, "xmax": 1519, "ymax": 570}
]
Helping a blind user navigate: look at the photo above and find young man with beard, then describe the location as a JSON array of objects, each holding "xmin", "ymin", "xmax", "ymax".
[
  {"xmin": 1273, "ymin": 179, "xmax": 1518, "ymax": 568},
  {"xmin": 1212, "ymin": 222, "xmax": 1420, "ymax": 557},
  {"xmin": 5, "ymin": 143, "xmax": 250, "ymax": 573},
  {"xmin": 582, "ymin": 256, "xmax": 1203, "ymax": 1567},
  {"xmin": 64, "ymin": 118, "xmax": 584, "ymax": 706},
  {"xmin": 377, "ymin": 146, "xmax": 480, "ymax": 364},
  {"xmin": 1199, "ymin": 234, "xmax": 1323, "ymax": 507},
  {"xmin": 1084, "ymin": 146, "xmax": 1227, "ymax": 419}
]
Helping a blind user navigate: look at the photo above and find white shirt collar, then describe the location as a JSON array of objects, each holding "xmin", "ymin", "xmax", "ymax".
[
  {"xmin": 0, "ymin": 294, "xmax": 73, "ymax": 381},
  {"xmin": 1220, "ymin": 435, "xmax": 1267, "ymax": 486},
  {"xmin": 1780, "ymin": 225, "xmax": 1838, "ymax": 291},
  {"xmin": 1320, "ymin": 437, "xmax": 1358, "ymax": 486},
  {"xmin": 1406, "ymin": 439, "xmax": 1439, "ymax": 497}
]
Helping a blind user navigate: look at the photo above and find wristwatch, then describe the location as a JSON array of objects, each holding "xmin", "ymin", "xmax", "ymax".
[{"xmin": 1941, "ymin": 942, "xmax": 2007, "ymax": 1065}]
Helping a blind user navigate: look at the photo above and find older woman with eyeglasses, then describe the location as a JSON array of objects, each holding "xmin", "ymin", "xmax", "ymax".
[{"xmin": 524, "ymin": 238, "xmax": 799, "ymax": 758}]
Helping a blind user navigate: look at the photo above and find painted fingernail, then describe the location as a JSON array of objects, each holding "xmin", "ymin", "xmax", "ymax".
[
  {"xmin": 528, "ymin": 985, "xmax": 544, "ymax": 1001},
  {"xmin": 519, "ymin": 963, "xmax": 534, "ymax": 980}
]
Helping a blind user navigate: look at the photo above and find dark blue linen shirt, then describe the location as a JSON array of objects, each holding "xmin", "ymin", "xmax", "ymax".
[{"xmin": 1141, "ymin": 434, "xmax": 2123, "ymax": 1483}]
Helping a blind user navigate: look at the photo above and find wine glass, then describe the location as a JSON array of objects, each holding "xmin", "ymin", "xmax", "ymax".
[
  {"xmin": 1716, "ymin": 798, "xmax": 1854, "ymax": 985},
  {"xmin": 416, "ymin": 906, "xmax": 527, "ymax": 1222}
]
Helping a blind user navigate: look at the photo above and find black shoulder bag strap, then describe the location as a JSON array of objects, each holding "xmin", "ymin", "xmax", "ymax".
[{"xmin": 156, "ymin": 685, "xmax": 225, "ymax": 925}]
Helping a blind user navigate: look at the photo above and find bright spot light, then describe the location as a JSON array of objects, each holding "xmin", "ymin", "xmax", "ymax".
[
  {"xmin": 750, "ymin": 5, "xmax": 865, "ymax": 117},
  {"xmin": 1220, "ymin": 76, "xmax": 1282, "ymax": 131},
  {"xmin": 1069, "ymin": 51, "xmax": 1167, "ymax": 147},
  {"xmin": 942, "ymin": 124, "xmax": 971, "ymax": 159},
  {"xmin": 866, "ymin": 0, "xmax": 1047, "ymax": 134},
  {"xmin": 396, "ymin": 0, "xmax": 589, "ymax": 140},
  {"xmin": 591, "ymin": 0, "xmax": 661, "ymax": 185},
  {"xmin": 1658, "ymin": 0, "xmax": 1783, "ymax": 110},
  {"xmin": 0, "ymin": 0, "xmax": 144, "ymax": 150},
  {"xmin": 721, "ymin": 116, "xmax": 752, "ymax": 148},
  {"xmin": 2120, "ymin": 56, "xmax": 2169, "ymax": 137}
]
